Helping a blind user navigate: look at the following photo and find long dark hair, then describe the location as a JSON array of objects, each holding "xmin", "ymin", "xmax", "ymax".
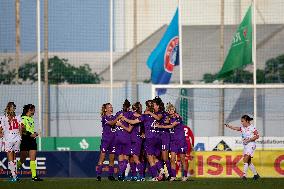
[
  {"xmin": 123, "ymin": 99, "xmax": 131, "ymax": 112},
  {"xmin": 132, "ymin": 102, "xmax": 142, "ymax": 114},
  {"xmin": 145, "ymin": 100, "xmax": 154, "ymax": 113},
  {"xmin": 22, "ymin": 104, "xmax": 35, "ymax": 117},
  {"xmin": 153, "ymin": 96, "xmax": 165, "ymax": 112},
  {"xmin": 241, "ymin": 115, "xmax": 253, "ymax": 122}
]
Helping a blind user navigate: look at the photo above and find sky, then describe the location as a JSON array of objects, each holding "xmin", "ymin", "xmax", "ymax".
[{"xmin": 0, "ymin": 0, "xmax": 110, "ymax": 52}]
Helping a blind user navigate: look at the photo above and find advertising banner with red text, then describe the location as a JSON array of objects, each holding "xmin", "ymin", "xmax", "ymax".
[{"xmin": 191, "ymin": 151, "xmax": 284, "ymax": 178}]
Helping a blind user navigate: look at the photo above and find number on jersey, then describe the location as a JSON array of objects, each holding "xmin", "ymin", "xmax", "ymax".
[{"xmin": 9, "ymin": 119, "xmax": 19, "ymax": 130}]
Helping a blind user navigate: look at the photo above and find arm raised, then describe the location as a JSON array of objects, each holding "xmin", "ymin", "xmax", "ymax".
[{"xmin": 225, "ymin": 124, "xmax": 241, "ymax": 131}]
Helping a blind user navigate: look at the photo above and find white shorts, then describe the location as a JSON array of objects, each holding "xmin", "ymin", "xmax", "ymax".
[
  {"xmin": 243, "ymin": 143, "xmax": 256, "ymax": 157},
  {"xmin": 4, "ymin": 140, "xmax": 21, "ymax": 153}
]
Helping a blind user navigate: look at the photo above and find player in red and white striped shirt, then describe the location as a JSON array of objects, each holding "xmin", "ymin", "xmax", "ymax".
[
  {"xmin": 1, "ymin": 102, "xmax": 23, "ymax": 182},
  {"xmin": 225, "ymin": 115, "xmax": 260, "ymax": 180}
]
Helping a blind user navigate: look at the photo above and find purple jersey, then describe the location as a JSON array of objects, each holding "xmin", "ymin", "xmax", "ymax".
[
  {"xmin": 157, "ymin": 111, "xmax": 170, "ymax": 132},
  {"xmin": 139, "ymin": 114, "xmax": 159, "ymax": 139},
  {"xmin": 131, "ymin": 113, "xmax": 143, "ymax": 142},
  {"xmin": 114, "ymin": 110, "xmax": 133, "ymax": 155},
  {"xmin": 101, "ymin": 115, "xmax": 116, "ymax": 139},
  {"xmin": 169, "ymin": 116, "xmax": 185, "ymax": 141},
  {"xmin": 157, "ymin": 112, "xmax": 170, "ymax": 151},
  {"xmin": 130, "ymin": 114, "xmax": 143, "ymax": 156},
  {"xmin": 115, "ymin": 110, "xmax": 133, "ymax": 135}
]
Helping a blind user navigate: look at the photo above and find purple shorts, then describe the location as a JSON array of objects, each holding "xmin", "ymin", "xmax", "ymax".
[
  {"xmin": 100, "ymin": 138, "xmax": 116, "ymax": 153},
  {"xmin": 170, "ymin": 139, "xmax": 188, "ymax": 154},
  {"xmin": 131, "ymin": 137, "xmax": 142, "ymax": 156},
  {"xmin": 145, "ymin": 137, "xmax": 161, "ymax": 157},
  {"xmin": 115, "ymin": 137, "xmax": 131, "ymax": 156},
  {"xmin": 160, "ymin": 132, "xmax": 170, "ymax": 151}
]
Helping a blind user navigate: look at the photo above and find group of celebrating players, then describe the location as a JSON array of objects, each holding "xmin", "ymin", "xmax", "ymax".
[
  {"xmin": 97, "ymin": 96, "xmax": 193, "ymax": 182},
  {"xmin": 0, "ymin": 102, "xmax": 43, "ymax": 182},
  {"xmin": 0, "ymin": 98, "xmax": 260, "ymax": 182}
]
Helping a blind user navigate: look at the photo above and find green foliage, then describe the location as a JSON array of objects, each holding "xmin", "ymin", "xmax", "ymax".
[
  {"xmin": 143, "ymin": 79, "xmax": 151, "ymax": 83},
  {"xmin": 203, "ymin": 73, "xmax": 217, "ymax": 83},
  {"xmin": 183, "ymin": 80, "xmax": 192, "ymax": 84},
  {"xmin": 66, "ymin": 64, "xmax": 101, "ymax": 84},
  {"xmin": 0, "ymin": 58, "xmax": 17, "ymax": 84},
  {"xmin": 223, "ymin": 69, "xmax": 253, "ymax": 83},
  {"xmin": 18, "ymin": 56, "xmax": 102, "ymax": 84},
  {"xmin": 203, "ymin": 54, "xmax": 284, "ymax": 84},
  {"xmin": 256, "ymin": 69, "xmax": 265, "ymax": 84},
  {"xmin": 19, "ymin": 62, "xmax": 38, "ymax": 82}
]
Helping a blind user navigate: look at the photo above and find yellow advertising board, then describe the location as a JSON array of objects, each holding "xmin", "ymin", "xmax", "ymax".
[{"xmin": 185, "ymin": 151, "xmax": 284, "ymax": 178}]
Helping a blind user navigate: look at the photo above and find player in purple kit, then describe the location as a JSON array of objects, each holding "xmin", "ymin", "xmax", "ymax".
[
  {"xmin": 118, "ymin": 102, "xmax": 145, "ymax": 181},
  {"xmin": 122, "ymin": 100, "xmax": 161, "ymax": 181},
  {"xmin": 156, "ymin": 103, "xmax": 188, "ymax": 181},
  {"xmin": 114, "ymin": 99, "xmax": 133, "ymax": 181},
  {"xmin": 129, "ymin": 102, "xmax": 144, "ymax": 181},
  {"xmin": 97, "ymin": 103, "xmax": 121, "ymax": 181},
  {"xmin": 145, "ymin": 97, "xmax": 171, "ymax": 180}
]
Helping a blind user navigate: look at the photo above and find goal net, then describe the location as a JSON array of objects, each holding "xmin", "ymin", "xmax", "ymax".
[{"xmin": 152, "ymin": 85, "xmax": 284, "ymax": 137}]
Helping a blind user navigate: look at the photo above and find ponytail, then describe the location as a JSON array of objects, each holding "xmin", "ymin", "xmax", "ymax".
[{"xmin": 241, "ymin": 115, "xmax": 253, "ymax": 122}]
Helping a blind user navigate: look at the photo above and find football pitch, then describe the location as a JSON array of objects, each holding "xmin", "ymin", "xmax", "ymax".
[{"xmin": 1, "ymin": 178, "xmax": 284, "ymax": 189}]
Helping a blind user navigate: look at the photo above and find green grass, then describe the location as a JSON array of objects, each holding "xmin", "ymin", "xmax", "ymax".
[{"xmin": 0, "ymin": 178, "xmax": 284, "ymax": 189}]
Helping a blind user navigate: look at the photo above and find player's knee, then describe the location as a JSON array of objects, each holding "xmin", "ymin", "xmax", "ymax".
[
  {"xmin": 243, "ymin": 156, "xmax": 249, "ymax": 163},
  {"xmin": 170, "ymin": 157, "xmax": 176, "ymax": 164}
]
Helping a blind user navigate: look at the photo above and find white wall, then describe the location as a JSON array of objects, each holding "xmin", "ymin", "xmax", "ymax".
[{"xmin": 114, "ymin": 0, "xmax": 284, "ymax": 51}]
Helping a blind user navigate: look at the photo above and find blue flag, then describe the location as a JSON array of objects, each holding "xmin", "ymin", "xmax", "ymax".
[{"xmin": 147, "ymin": 8, "xmax": 179, "ymax": 95}]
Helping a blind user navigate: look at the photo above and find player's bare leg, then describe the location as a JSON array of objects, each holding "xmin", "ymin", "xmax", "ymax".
[
  {"xmin": 242, "ymin": 154, "xmax": 250, "ymax": 180},
  {"xmin": 169, "ymin": 152, "xmax": 177, "ymax": 181},
  {"xmin": 7, "ymin": 151, "xmax": 18, "ymax": 181},
  {"xmin": 109, "ymin": 153, "xmax": 115, "ymax": 167},
  {"xmin": 162, "ymin": 150, "xmax": 170, "ymax": 179},
  {"xmin": 247, "ymin": 156, "xmax": 260, "ymax": 180},
  {"xmin": 98, "ymin": 152, "xmax": 106, "ymax": 165},
  {"xmin": 180, "ymin": 154, "xmax": 188, "ymax": 181}
]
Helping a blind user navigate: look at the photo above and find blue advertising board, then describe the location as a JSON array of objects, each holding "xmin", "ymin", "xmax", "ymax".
[{"xmin": 0, "ymin": 151, "xmax": 103, "ymax": 178}]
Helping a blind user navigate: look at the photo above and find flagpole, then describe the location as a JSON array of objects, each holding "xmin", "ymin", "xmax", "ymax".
[
  {"xmin": 252, "ymin": 0, "xmax": 257, "ymax": 127},
  {"xmin": 110, "ymin": 0, "xmax": 113, "ymax": 104},
  {"xmin": 178, "ymin": 0, "xmax": 183, "ymax": 85}
]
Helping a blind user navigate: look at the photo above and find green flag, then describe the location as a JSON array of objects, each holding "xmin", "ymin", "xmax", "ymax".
[{"xmin": 217, "ymin": 5, "xmax": 252, "ymax": 79}]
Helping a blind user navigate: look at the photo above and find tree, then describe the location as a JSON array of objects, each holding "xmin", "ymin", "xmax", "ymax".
[
  {"xmin": 18, "ymin": 62, "xmax": 38, "ymax": 82},
  {"xmin": 0, "ymin": 58, "xmax": 17, "ymax": 84},
  {"xmin": 264, "ymin": 55, "xmax": 284, "ymax": 83},
  {"xmin": 19, "ymin": 56, "xmax": 102, "ymax": 84},
  {"xmin": 203, "ymin": 54, "xmax": 284, "ymax": 84}
]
